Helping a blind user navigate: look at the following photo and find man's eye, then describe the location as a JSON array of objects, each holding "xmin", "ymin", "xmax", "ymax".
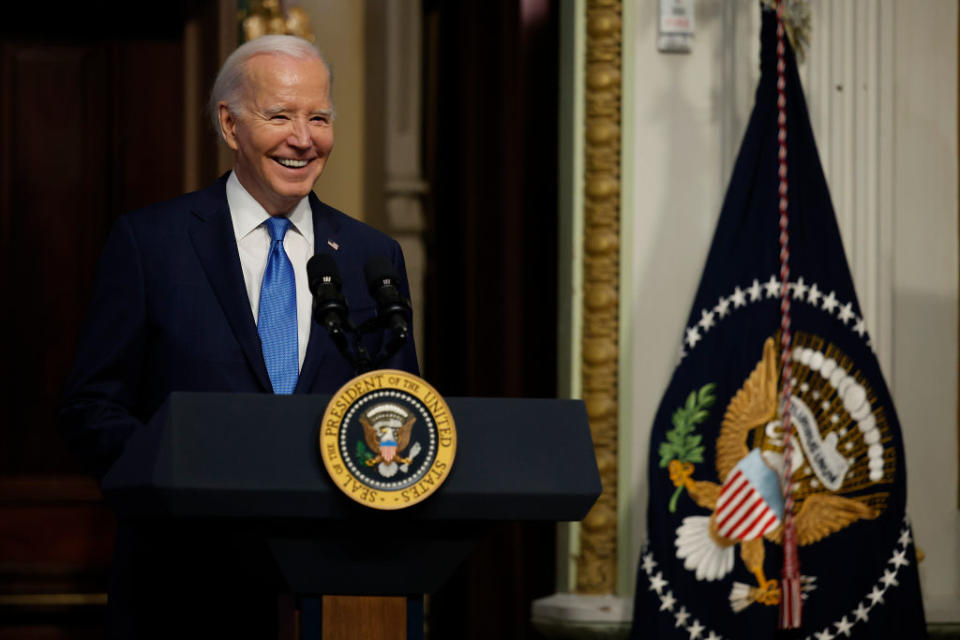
[
  {"xmin": 270, "ymin": 114, "xmax": 289, "ymax": 121},
  {"xmin": 312, "ymin": 116, "xmax": 329, "ymax": 124}
]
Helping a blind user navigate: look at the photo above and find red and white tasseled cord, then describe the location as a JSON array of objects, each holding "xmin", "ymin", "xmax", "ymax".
[{"xmin": 775, "ymin": 0, "xmax": 803, "ymax": 629}]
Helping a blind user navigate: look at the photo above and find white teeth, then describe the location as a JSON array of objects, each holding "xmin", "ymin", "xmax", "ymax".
[{"xmin": 277, "ymin": 158, "xmax": 308, "ymax": 168}]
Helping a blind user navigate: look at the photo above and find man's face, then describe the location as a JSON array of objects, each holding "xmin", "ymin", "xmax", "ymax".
[{"xmin": 218, "ymin": 54, "xmax": 334, "ymax": 215}]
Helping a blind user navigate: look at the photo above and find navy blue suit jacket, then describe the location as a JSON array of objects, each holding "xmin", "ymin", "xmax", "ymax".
[{"xmin": 60, "ymin": 174, "xmax": 419, "ymax": 475}]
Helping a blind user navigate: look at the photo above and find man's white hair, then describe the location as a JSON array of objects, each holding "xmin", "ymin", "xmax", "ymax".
[{"xmin": 208, "ymin": 34, "xmax": 334, "ymax": 140}]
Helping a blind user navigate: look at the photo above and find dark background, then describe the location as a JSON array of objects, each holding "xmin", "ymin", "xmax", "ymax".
[
  {"xmin": 0, "ymin": 1, "xmax": 559, "ymax": 638},
  {"xmin": 422, "ymin": 2, "xmax": 558, "ymax": 638}
]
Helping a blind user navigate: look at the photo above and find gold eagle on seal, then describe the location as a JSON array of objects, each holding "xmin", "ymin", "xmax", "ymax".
[{"xmin": 360, "ymin": 409, "xmax": 416, "ymax": 467}]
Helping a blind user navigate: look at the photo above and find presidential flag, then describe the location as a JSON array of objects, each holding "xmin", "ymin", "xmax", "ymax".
[{"xmin": 631, "ymin": 5, "xmax": 926, "ymax": 639}]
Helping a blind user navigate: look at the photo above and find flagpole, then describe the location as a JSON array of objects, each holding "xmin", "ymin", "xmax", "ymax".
[{"xmin": 775, "ymin": 0, "xmax": 803, "ymax": 630}]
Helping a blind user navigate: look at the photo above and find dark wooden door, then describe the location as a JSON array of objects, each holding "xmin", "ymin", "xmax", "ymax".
[{"xmin": 0, "ymin": 4, "xmax": 221, "ymax": 636}]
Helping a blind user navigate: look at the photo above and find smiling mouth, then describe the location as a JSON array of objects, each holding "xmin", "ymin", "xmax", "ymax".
[{"xmin": 275, "ymin": 158, "xmax": 310, "ymax": 168}]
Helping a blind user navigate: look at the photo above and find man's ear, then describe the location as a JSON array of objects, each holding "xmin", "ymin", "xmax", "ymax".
[{"xmin": 218, "ymin": 103, "xmax": 240, "ymax": 151}]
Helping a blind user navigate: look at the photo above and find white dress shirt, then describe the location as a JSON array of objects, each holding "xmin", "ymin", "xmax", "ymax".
[{"xmin": 226, "ymin": 171, "xmax": 314, "ymax": 371}]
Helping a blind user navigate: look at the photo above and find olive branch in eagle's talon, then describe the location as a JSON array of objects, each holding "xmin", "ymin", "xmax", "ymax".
[{"xmin": 659, "ymin": 383, "xmax": 716, "ymax": 513}]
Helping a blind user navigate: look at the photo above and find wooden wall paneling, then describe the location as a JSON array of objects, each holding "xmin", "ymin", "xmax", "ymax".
[
  {"xmin": 1, "ymin": 43, "xmax": 111, "ymax": 474},
  {"xmin": 1, "ymin": 39, "xmax": 189, "ymax": 475},
  {"xmin": 0, "ymin": 4, "xmax": 218, "ymax": 636},
  {"xmin": 115, "ymin": 40, "xmax": 186, "ymax": 213},
  {"xmin": 0, "ymin": 476, "xmax": 114, "ymax": 635},
  {"xmin": 0, "ymin": 45, "xmax": 12, "ymax": 475}
]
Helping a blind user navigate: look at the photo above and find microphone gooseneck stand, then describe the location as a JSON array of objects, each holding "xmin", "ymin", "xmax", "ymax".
[{"xmin": 306, "ymin": 254, "xmax": 412, "ymax": 375}]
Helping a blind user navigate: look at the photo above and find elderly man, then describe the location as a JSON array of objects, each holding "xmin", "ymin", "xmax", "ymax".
[{"xmin": 60, "ymin": 35, "xmax": 418, "ymax": 638}]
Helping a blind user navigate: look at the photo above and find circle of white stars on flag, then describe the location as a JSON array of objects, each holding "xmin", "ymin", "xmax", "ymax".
[
  {"xmin": 639, "ymin": 517, "xmax": 915, "ymax": 640},
  {"xmin": 679, "ymin": 275, "xmax": 871, "ymax": 361}
]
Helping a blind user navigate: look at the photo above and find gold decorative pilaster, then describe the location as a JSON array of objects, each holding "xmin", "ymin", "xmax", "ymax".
[{"xmin": 576, "ymin": 0, "xmax": 622, "ymax": 595}]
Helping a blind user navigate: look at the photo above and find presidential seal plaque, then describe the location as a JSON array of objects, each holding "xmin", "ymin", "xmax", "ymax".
[{"xmin": 319, "ymin": 369, "xmax": 457, "ymax": 510}]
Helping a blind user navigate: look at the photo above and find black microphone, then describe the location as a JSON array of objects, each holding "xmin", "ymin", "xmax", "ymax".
[
  {"xmin": 307, "ymin": 254, "xmax": 349, "ymax": 332},
  {"xmin": 363, "ymin": 256, "xmax": 411, "ymax": 343},
  {"xmin": 308, "ymin": 253, "xmax": 366, "ymax": 371}
]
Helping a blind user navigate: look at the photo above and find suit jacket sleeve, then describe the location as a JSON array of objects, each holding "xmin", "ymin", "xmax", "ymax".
[{"xmin": 60, "ymin": 216, "xmax": 147, "ymax": 476}]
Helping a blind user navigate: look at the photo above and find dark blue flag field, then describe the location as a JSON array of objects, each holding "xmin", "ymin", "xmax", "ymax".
[{"xmin": 631, "ymin": 6, "xmax": 926, "ymax": 639}]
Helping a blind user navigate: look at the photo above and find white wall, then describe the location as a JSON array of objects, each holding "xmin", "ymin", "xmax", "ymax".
[
  {"xmin": 619, "ymin": 0, "xmax": 760, "ymax": 594},
  {"xmin": 888, "ymin": 2, "xmax": 959, "ymax": 621},
  {"xmin": 619, "ymin": 0, "xmax": 959, "ymax": 622}
]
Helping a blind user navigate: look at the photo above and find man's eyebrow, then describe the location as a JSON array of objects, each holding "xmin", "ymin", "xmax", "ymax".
[{"xmin": 260, "ymin": 106, "xmax": 333, "ymax": 117}]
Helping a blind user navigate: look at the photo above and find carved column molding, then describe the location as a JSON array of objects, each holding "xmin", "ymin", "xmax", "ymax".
[
  {"xmin": 576, "ymin": 0, "xmax": 622, "ymax": 595},
  {"xmin": 369, "ymin": 0, "xmax": 427, "ymax": 358}
]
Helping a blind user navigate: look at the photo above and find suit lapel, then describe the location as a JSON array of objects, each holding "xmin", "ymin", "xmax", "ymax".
[
  {"xmin": 187, "ymin": 179, "xmax": 272, "ymax": 392},
  {"xmin": 294, "ymin": 193, "xmax": 343, "ymax": 393}
]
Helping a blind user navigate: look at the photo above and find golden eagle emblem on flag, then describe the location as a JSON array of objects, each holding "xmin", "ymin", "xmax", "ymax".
[{"xmin": 665, "ymin": 336, "xmax": 888, "ymax": 611}]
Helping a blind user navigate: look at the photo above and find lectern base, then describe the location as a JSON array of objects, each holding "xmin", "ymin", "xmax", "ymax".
[{"xmin": 297, "ymin": 595, "xmax": 423, "ymax": 640}]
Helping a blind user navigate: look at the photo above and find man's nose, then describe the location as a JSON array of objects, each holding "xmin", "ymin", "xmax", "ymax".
[{"xmin": 287, "ymin": 120, "xmax": 311, "ymax": 147}]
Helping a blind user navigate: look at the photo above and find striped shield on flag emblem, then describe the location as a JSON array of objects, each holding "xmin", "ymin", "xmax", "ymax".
[{"xmin": 715, "ymin": 448, "xmax": 785, "ymax": 541}]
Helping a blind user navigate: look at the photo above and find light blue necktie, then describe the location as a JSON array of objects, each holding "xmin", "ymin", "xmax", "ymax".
[{"xmin": 258, "ymin": 217, "xmax": 298, "ymax": 394}]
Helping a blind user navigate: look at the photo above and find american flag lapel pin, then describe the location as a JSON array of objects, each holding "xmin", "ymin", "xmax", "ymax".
[{"xmin": 327, "ymin": 239, "xmax": 340, "ymax": 251}]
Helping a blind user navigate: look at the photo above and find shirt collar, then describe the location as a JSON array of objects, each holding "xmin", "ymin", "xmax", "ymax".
[{"xmin": 226, "ymin": 170, "xmax": 314, "ymax": 248}]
